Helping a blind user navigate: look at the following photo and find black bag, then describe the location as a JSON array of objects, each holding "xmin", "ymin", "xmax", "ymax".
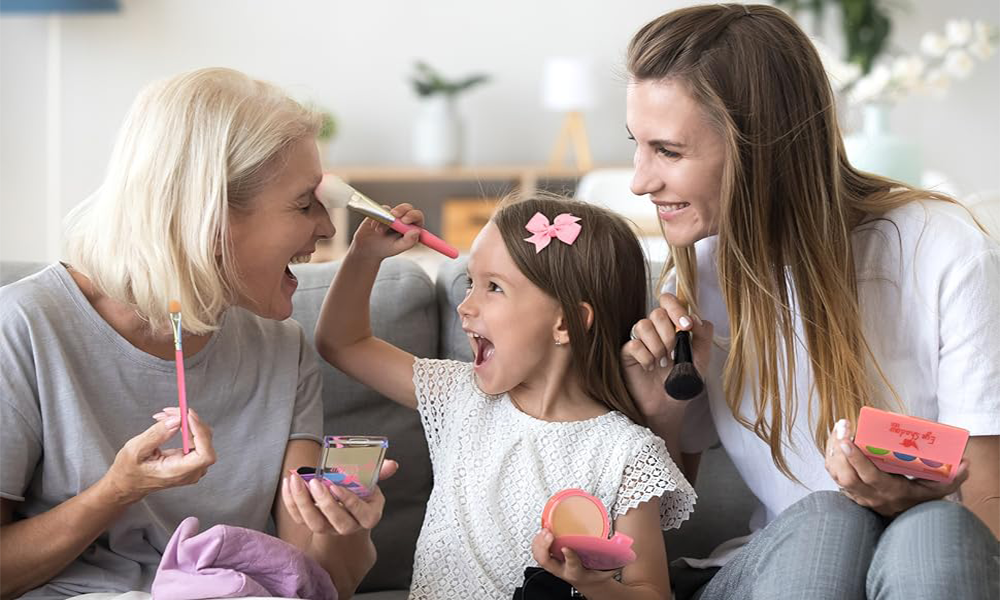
[{"xmin": 511, "ymin": 567, "xmax": 584, "ymax": 599}]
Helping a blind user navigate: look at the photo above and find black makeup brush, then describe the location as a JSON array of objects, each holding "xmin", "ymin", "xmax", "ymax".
[{"xmin": 664, "ymin": 330, "xmax": 704, "ymax": 400}]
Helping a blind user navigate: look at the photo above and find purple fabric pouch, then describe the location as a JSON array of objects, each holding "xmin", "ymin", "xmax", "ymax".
[{"xmin": 151, "ymin": 516, "xmax": 338, "ymax": 600}]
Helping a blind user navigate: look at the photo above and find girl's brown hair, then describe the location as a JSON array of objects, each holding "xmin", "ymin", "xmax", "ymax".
[
  {"xmin": 627, "ymin": 4, "xmax": 969, "ymax": 477},
  {"xmin": 492, "ymin": 195, "xmax": 649, "ymax": 425}
]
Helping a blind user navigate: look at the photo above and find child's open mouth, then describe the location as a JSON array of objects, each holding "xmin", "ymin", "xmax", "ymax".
[{"xmin": 471, "ymin": 332, "xmax": 495, "ymax": 368}]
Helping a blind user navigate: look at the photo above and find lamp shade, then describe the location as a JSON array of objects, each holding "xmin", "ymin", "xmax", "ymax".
[
  {"xmin": 541, "ymin": 57, "xmax": 596, "ymax": 111},
  {"xmin": 0, "ymin": 0, "xmax": 118, "ymax": 12}
]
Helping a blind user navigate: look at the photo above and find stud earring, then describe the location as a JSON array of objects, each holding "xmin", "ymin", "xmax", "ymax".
[{"xmin": 555, "ymin": 340, "xmax": 563, "ymax": 346}]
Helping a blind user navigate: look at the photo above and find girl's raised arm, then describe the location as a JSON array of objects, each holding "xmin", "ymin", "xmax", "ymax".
[{"xmin": 315, "ymin": 203, "xmax": 423, "ymax": 410}]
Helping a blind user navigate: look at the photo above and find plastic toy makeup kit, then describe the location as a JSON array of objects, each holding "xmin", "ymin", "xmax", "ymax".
[
  {"xmin": 541, "ymin": 488, "xmax": 636, "ymax": 571},
  {"xmin": 299, "ymin": 435, "xmax": 388, "ymax": 497},
  {"xmin": 854, "ymin": 406, "xmax": 969, "ymax": 483}
]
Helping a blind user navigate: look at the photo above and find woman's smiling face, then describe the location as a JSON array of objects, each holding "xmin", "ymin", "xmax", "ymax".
[
  {"xmin": 227, "ymin": 137, "xmax": 334, "ymax": 320},
  {"xmin": 626, "ymin": 78, "xmax": 727, "ymax": 247}
]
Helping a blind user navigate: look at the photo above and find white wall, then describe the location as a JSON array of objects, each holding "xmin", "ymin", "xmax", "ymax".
[{"xmin": 2, "ymin": 0, "xmax": 998, "ymax": 262}]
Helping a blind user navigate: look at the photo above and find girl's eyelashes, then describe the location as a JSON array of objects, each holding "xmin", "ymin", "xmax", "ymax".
[{"xmin": 463, "ymin": 277, "xmax": 503, "ymax": 294}]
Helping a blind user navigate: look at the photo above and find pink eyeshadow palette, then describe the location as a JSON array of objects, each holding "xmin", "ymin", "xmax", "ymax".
[{"xmin": 853, "ymin": 407, "xmax": 969, "ymax": 483}]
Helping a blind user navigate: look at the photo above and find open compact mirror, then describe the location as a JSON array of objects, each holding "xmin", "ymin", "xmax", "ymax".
[{"xmin": 540, "ymin": 488, "xmax": 636, "ymax": 571}]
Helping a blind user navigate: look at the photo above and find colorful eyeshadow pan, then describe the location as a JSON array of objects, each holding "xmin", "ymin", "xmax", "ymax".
[{"xmin": 854, "ymin": 407, "xmax": 969, "ymax": 483}]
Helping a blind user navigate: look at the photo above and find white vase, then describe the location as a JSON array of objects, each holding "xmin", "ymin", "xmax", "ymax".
[
  {"xmin": 843, "ymin": 103, "xmax": 921, "ymax": 185},
  {"xmin": 321, "ymin": 138, "xmax": 337, "ymax": 165},
  {"xmin": 412, "ymin": 95, "xmax": 462, "ymax": 167}
]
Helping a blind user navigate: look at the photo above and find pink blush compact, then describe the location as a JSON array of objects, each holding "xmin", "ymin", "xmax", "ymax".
[{"xmin": 541, "ymin": 488, "xmax": 636, "ymax": 571}]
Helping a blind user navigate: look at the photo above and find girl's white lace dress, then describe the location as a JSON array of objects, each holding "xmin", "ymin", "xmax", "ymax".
[{"xmin": 407, "ymin": 359, "xmax": 697, "ymax": 600}]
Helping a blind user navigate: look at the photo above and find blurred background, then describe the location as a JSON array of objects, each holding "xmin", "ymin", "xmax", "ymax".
[{"xmin": 2, "ymin": 0, "xmax": 998, "ymax": 264}]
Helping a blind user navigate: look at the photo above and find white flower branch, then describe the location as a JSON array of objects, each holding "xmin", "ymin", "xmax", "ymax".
[{"xmin": 815, "ymin": 19, "xmax": 998, "ymax": 106}]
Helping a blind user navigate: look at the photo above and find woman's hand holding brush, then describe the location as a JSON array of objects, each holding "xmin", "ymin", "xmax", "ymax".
[
  {"xmin": 622, "ymin": 292, "xmax": 714, "ymax": 424},
  {"xmin": 101, "ymin": 407, "xmax": 217, "ymax": 505}
]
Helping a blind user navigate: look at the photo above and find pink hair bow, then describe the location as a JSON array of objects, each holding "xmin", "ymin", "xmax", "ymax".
[{"xmin": 523, "ymin": 212, "xmax": 582, "ymax": 253}]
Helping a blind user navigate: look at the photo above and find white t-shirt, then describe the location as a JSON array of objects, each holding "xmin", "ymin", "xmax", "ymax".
[
  {"xmin": 407, "ymin": 358, "xmax": 696, "ymax": 600},
  {"xmin": 677, "ymin": 200, "xmax": 1000, "ymax": 528}
]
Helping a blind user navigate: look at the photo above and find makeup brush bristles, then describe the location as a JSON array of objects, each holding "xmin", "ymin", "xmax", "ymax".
[
  {"xmin": 315, "ymin": 175, "xmax": 353, "ymax": 209},
  {"xmin": 664, "ymin": 362, "xmax": 704, "ymax": 400},
  {"xmin": 664, "ymin": 329, "xmax": 705, "ymax": 400}
]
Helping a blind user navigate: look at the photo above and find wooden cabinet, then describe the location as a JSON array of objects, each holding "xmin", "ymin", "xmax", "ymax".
[
  {"xmin": 441, "ymin": 197, "xmax": 496, "ymax": 252},
  {"xmin": 316, "ymin": 165, "xmax": 601, "ymax": 260}
]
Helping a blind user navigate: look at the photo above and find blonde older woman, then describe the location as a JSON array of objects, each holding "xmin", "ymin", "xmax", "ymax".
[{"xmin": 0, "ymin": 68, "xmax": 390, "ymax": 599}]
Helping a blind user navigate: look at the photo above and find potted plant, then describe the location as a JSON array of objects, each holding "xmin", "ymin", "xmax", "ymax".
[
  {"xmin": 775, "ymin": 0, "xmax": 891, "ymax": 74},
  {"xmin": 409, "ymin": 61, "xmax": 490, "ymax": 167},
  {"xmin": 308, "ymin": 104, "xmax": 338, "ymax": 163},
  {"xmin": 318, "ymin": 109, "xmax": 337, "ymax": 144}
]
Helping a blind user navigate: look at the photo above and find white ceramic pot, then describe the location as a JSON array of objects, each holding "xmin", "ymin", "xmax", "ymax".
[{"xmin": 413, "ymin": 95, "xmax": 462, "ymax": 167}]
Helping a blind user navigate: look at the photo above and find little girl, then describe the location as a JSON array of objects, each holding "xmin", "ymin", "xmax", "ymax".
[{"xmin": 313, "ymin": 193, "xmax": 696, "ymax": 599}]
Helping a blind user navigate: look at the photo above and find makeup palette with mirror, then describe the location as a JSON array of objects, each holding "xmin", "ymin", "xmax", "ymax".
[{"xmin": 541, "ymin": 488, "xmax": 636, "ymax": 571}]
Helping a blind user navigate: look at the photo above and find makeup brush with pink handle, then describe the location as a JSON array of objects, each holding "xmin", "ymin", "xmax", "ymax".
[{"xmin": 316, "ymin": 174, "xmax": 459, "ymax": 259}]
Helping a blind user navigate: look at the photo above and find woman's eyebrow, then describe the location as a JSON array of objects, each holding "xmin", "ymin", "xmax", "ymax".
[
  {"xmin": 626, "ymin": 125, "xmax": 686, "ymax": 148},
  {"xmin": 300, "ymin": 175, "xmax": 323, "ymax": 197}
]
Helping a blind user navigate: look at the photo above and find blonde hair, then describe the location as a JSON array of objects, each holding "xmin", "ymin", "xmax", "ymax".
[
  {"xmin": 492, "ymin": 194, "xmax": 649, "ymax": 425},
  {"xmin": 64, "ymin": 67, "xmax": 321, "ymax": 335},
  {"xmin": 627, "ymin": 4, "xmax": 973, "ymax": 477}
]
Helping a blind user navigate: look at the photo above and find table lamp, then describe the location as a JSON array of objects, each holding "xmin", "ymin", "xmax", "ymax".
[{"xmin": 542, "ymin": 57, "xmax": 595, "ymax": 171}]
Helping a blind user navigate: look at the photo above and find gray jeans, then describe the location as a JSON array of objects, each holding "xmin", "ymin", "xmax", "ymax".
[{"xmin": 690, "ymin": 491, "xmax": 999, "ymax": 600}]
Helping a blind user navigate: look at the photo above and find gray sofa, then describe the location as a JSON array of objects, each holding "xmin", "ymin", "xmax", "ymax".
[{"xmin": 0, "ymin": 258, "xmax": 756, "ymax": 599}]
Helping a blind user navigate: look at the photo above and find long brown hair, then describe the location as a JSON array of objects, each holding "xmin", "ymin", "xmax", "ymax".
[
  {"xmin": 492, "ymin": 195, "xmax": 649, "ymax": 425},
  {"xmin": 627, "ymin": 4, "xmax": 968, "ymax": 477}
]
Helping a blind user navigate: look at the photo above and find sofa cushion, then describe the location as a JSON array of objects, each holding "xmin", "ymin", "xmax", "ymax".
[
  {"xmin": 290, "ymin": 257, "xmax": 436, "ymax": 592},
  {"xmin": 664, "ymin": 444, "xmax": 752, "ymax": 560},
  {"xmin": 0, "ymin": 261, "xmax": 48, "ymax": 287},
  {"xmin": 434, "ymin": 258, "xmax": 474, "ymax": 362}
]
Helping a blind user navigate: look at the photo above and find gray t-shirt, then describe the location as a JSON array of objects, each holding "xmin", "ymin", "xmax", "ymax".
[{"xmin": 0, "ymin": 264, "xmax": 323, "ymax": 598}]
